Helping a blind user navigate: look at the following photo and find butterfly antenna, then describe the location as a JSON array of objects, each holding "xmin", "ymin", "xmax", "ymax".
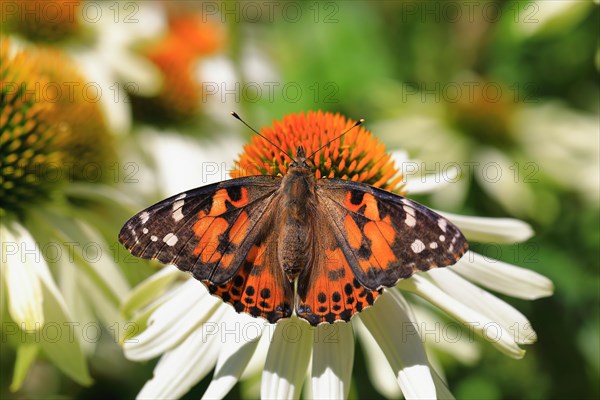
[
  {"xmin": 307, "ymin": 118, "xmax": 365, "ymax": 159},
  {"xmin": 231, "ymin": 112, "xmax": 293, "ymax": 161}
]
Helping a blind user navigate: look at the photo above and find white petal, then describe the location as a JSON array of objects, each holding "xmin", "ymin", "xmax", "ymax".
[
  {"xmin": 428, "ymin": 268, "xmax": 537, "ymax": 344},
  {"xmin": 354, "ymin": 320, "xmax": 402, "ymax": 398},
  {"xmin": 358, "ymin": 289, "xmax": 437, "ymax": 399},
  {"xmin": 311, "ymin": 322, "xmax": 354, "ymax": 399},
  {"xmin": 474, "ymin": 148, "xmax": 537, "ymax": 219},
  {"xmin": 76, "ymin": 221, "xmax": 131, "ymax": 298},
  {"xmin": 124, "ymin": 279, "xmax": 221, "ymax": 361},
  {"xmin": 72, "ymin": 52, "xmax": 132, "ymax": 135},
  {"xmin": 1, "ymin": 223, "xmax": 44, "ymax": 330},
  {"xmin": 398, "ymin": 275, "xmax": 526, "ymax": 359},
  {"xmin": 410, "ymin": 304, "xmax": 481, "ymax": 365},
  {"xmin": 241, "ymin": 327, "xmax": 274, "ymax": 379},
  {"xmin": 438, "ymin": 211, "xmax": 534, "ymax": 243},
  {"xmin": 404, "ymin": 165, "xmax": 460, "ymax": 195},
  {"xmin": 121, "ymin": 265, "xmax": 183, "ymax": 318},
  {"xmin": 202, "ymin": 312, "xmax": 265, "ymax": 399},
  {"xmin": 262, "ymin": 318, "xmax": 313, "ymax": 399},
  {"xmin": 137, "ymin": 305, "xmax": 229, "ymax": 399},
  {"xmin": 452, "ymin": 251, "xmax": 554, "ymax": 300},
  {"xmin": 431, "ymin": 368, "xmax": 455, "ymax": 400}
]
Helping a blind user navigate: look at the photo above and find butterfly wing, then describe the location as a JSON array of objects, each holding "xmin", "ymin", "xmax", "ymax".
[
  {"xmin": 296, "ymin": 217, "xmax": 383, "ymax": 325},
  {"xmin": 296, "ymin": 178, "xmax": 468, "ymax": 325},
  {"xmin": 316, "ymin": 178, "xmax": 468, "ymax": 291},
  {"xmin": 206, "ymin": 224, "xmax": 294, "ymax": 323},
  {"xmin": 119, "ymin": 176, "xmax": 289, "ymax": 306}
]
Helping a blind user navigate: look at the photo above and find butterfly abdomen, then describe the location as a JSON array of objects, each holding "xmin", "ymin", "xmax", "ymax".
[{"xmin": 278, "ymin": 166, "xmax": 317, "ymax": 282}]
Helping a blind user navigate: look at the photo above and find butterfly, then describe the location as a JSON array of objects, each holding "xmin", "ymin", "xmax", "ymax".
[{"xmin": 119, "ymin": 116, "xmax": 468, "ymax": 326}]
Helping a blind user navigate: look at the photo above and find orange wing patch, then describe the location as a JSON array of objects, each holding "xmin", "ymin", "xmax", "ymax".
[
  {"xmin": 319, "ymin": 179, "xmax": 469, "ymax": 292},
  {"xmin": 297, "ymin": 246, "xmax": 382, "ymax": 325},
  {"xmin": 206, "ymin": 238, "xmax": 294, "ymax": 323}
]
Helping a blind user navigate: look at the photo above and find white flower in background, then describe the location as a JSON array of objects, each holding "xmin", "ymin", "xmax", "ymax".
[
  {"xmin": 119, "ymin": 113, "xmax": 553, "ymax": 399},
  {"xmin": 70, "ymin": 1, "xmax": 167, "ymax": 135},
  {"xmin": 0, "ymin": 36, "xmax": 131, "ymax": 392},
  {"xmin": 373, "ymin": 95, "xmax": 599, "ymax": 225}
]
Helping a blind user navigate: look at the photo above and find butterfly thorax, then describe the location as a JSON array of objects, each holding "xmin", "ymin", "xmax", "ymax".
[{"xmin": 278, "ymin": 146, "xmax": 317, "ymax": 282}]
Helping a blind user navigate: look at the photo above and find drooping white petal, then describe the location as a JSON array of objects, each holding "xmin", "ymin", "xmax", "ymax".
[
  {"xmin": 354, "ymin": 320, "xmax": 402, "ymax": 398},
  {"xmin": 358, "ymin": 289, "xmax": 437, "ymax": 399},
  {"xmin": 311, "ymin": 322, "xmax": 354, "ymax": 399},
  {"xmin": 431, "ymin": 368, "xmax": 455, "ymax": 400},
  {"xmin": 1, "ymin": 222, "xmax": 44, "ymax": 331},
  {"xmin": 410, "ymin": 303, "xmax": 481, "ymax": 365},
  {"xmin": 438, "ymin": 212, "xmax": 534, "ymax": 243},
  {"xmin": 452, "ymin": 251, "xmax": 554, "ymax": 300},
  {"xmin": 120, "ymin": 265, "xmax": 184, "ymax": 318},
  {"xmin": 124, "ymin": 279, "xmax": 221, "ymax": 361},
  {"xmin": 10, "ymin": 344, "xmax": 39, "ymax": 392},
  {"xmin": 428, "ymin": 268, "xmax": 537, "ymax": 344},
  {"xmin": 202, "ymin": 312, "xmax": 266, "ymax": 400},
  {"xmin": 398, "ymin": 275, "xmax": 525, "ymax": 359},
  {"xmin": 11, "ymin": 222, "xmax": 94, "ymax": 386},
  {"xmin": 474, "ymin": 148, "xmax": 537, "ymax": 220},
  {"xmin": 137, "ymin": 305, "xmax": 229, "ymax": 400},
  {"xmin": 262, "ymin": 317, "xmax": 313, "ymax": 400}
]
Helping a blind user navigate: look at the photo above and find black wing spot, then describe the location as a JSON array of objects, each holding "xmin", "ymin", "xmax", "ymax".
[
  {"xmin": 226, "ymin": 186, "xmax": 243, "ymax": 202},
  {"xmin": 332, "ymin": 291, "xmax": 341, "ymax": 302},
  {"xmin": 344, "ymin": 283, "xmax": 353, "ymax": 296},
  {"xmin": 349, "ymin": 190, "xmax": 365, "ymax": 205}
]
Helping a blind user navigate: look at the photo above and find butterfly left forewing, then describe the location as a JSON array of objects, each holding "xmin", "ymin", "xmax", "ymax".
[{"xmin": 317, "ymin": 178, "xmax": 468, "ymax": 291}]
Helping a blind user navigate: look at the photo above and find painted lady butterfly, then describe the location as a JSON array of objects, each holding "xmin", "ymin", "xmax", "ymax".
[{"xmin": 119, "ymin": 114, "xmax": 468, "ymax": 325}]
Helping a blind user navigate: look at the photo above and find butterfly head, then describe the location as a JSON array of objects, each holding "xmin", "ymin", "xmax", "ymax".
[{"xmin": 289, "ymin": 145, "xmax": 310, "ymax": 170}]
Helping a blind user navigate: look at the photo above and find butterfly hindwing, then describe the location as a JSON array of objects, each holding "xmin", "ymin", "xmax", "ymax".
[
  {"xmin": 296, "ymin": 215, "xmax": 382, "ymax": 325},
  {"xmin": 118, "ymin": 176, "xmax": 281, "ymax": 285},
  {"xmin": 206, "ymin": 224, "xmax": 294, "ymax": 323},
  {"xmin": 317, "ymin": 178, "xmax": 468, "ymax": 291}
]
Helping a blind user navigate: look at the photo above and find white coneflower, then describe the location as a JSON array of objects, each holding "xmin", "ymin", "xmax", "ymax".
[
  {"xmin": 121, "ymin": 111, "xmax": 553, "ymax": 399},
  {"xmin": 0, "ymin": 38, "xmax": 130, "ymax": 391}
]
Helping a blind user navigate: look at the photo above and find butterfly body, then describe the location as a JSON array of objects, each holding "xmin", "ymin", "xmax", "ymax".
[
  {"xmin": 278, "ymin": 146, "xmax": 317, "ymax": 282},
  {"xmin": 119, "ymin": 146, "xmax": 468, "ymax": 326}
]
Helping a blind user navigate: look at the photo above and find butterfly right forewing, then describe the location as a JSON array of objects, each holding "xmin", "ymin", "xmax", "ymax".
[{"xmin": 118, "ymin": 176, "xmax": 281, "ymax": 285}]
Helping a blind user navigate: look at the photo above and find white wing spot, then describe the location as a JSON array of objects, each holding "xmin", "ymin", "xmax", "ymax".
[
  {"xmin": 439, "ymin": 235, "xmax": 446, "ymax": 242},
  {"xmin": 403, "ymin": 205, "xmax": 416, "ymax": 216},
  {"xmin": 411, "ymin": 239, "xmax": 426, "ymax": 254},
  {"xmin": 438, "ymin": 218, "xmax": 447, "ymax": 232},
  {"xmin": 142, "ymin": 228, "xmax": 148, "ymax": 234},
  {"xmin": 405, "ymin": 214, "xmax": 416, "ymax": 227},
  {"xmin": 429, "ymin": 242, "xmax": 438, "ymax": 249},
  {"xmin": 150, "ymin": 235, "xmax": 158, "ymax": 242},
  {"xmin": 139, "ymin": 212, "xmax": 150, "ymax": 224},
  {"xmin": 172, "ymin": 199, "xmax": 185, "ymax": 222},
  {"xmin": 163, "ymin": 233, "xmax": 178, "ymax": 247}
]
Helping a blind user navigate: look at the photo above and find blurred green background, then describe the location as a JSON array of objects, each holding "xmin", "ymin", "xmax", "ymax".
[{"xmin": 1, "ymin": 1, "xmax": 598, "ymax": 399}]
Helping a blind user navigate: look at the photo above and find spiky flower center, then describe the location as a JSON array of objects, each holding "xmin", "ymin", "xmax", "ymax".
[
  {"xmin": 232, "ymin": 111, "xmax": 405, "ymax": 193},
  {"xmin": 0, "ymin": 39, "xmax": 115, "ymax": 217}
]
